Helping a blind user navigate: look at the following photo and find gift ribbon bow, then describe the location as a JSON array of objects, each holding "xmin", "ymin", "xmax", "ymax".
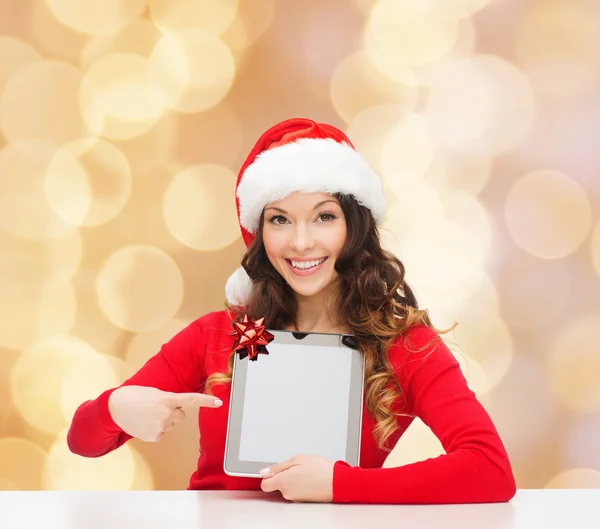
[{"xmin": 229, "ymin": 315, "xmax": 274, "ymax": 361}]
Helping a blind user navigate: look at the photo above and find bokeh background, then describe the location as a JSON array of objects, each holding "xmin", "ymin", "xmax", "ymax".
[{"xmin": 1, "ymin": 0, "xmax": 600, "ymax": 492}]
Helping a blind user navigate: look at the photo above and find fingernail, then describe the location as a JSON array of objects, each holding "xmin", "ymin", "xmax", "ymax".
[
  {"xmin": 259, "ymin": 467, "xmax": 270, "ymax": 475},
  {"xmin": 214, "ymin": 399, "xmax": 223, "ymax": 406}
]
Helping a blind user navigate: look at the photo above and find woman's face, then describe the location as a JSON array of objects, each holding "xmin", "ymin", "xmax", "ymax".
[{"xmin": 262, "ymin": 191, "xmax": 347, "ymax": 300}]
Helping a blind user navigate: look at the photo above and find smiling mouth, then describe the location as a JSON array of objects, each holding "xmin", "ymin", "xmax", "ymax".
[{"xmin": 285, "ymin": 257, "xmax": 328, "ymax": 270}]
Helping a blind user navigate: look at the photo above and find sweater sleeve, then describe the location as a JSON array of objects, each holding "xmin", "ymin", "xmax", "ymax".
[
  {"xmin": 66, "ymin": 317, "xmax": 208, "ymax": 458},
  {"xmin": 332, "ymin": 325, "xmax": 517, "ymax": 504}
]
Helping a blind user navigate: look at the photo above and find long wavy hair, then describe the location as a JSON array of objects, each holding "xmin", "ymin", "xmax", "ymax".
[{"xmin": 206, "ymin": 193, "xmax": 455, "ymax": 451}]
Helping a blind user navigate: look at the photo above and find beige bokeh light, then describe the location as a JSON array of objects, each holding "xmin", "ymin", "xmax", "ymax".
[
  {"xmin": 0, "ymin": 438, "xmax": 47, "ymax": 490},
  {"xmin": 380, "ymin": 114, "xmax": 435, "ymax": 189},
  {"xmin": 453, "ymin": 317, "xmax": 514, "ymax": 391},
  {"xmin": 435, "ymin": 0, "xmax": 491, "ymax": 19},
  {"xmin": 10, "ymin": 335, "xmax": 101, "ymax": 435},
  {"xmin": 163, "ymin": 164, "xmax": 240, "ymax": 251},
  {"xmin": 505, "ymin": 170, "xmax": 593, "ymax": 260},
  {"xmin": 126, "ymin": 319, "xmax": 190, "ymax": 369},
  {"xmin": 44, "ymin": 0, "xmax": 146, "ymax": 35},
  {"xmin": 366, "ymin": 0, "xmax": 459, "ymax": 71},
  {"xmin": 0, "ymin": 142, "xmax": 78, "ymax": 240},
  {"xmin": 220, "ymin": 0, "xmax": 274, "ymax": 55},
  {"xmin": 439, "ymin": 148, "xmax": 492, "ymax": 195},
  {"xmin": 0, "ymin": 60, "xmax": 90, "ymax": 144},
  {"xmin": 148, "ymin": 30, "xmax": 236, "ymax": 113},
  {"xmin": 32, "ymin": 0, "xmax": 89, "ymax": 63},
  {"xmin": 96, "ymin": 245, "xmax": 184, "ymax": 332},
  {"xmin": 425, "ymin": 54, "xmax": 535, "ymax": 156},
  {"xmin": 515, "ymin": 4, "xmax": 600, "ymax": 101},
  {"xmin": 590, "ymin": 221, "xmax": 600, "ymax": 279},
  {"xmin": 545, "ymin": 468, "xmax": 600, "ymax": 489},
  {"xmin": 61, "ymin": 354, "xmax": 133, "ymax": 423},
  {"xmin": 330, "ymin": 51, "xmax": 418, "ymax": 124},
  {"xmin": 0, "ymin": 36, "xmax": 42, "ymax": 93},
  {"xmin": 80, "ymin": 53, "xmax": 166, "ymax": 140},
  {"xmin": 149, "ymin": 0, "xmax": 238, "ymax": 36},
  {"xmin": 384, "ymin": 418, "xmax": 444, "ymax": 468},
  {"xmin": 43, "ymin": 431, "xmax": 144, "ymax": 490},
  {"xmin": 497, "ymin": 255, "xmax": 571, "ymax": 331},
  {"xmin": 444, "ymin": 190, "xmax": 492, "ymax": 258},
  {"xmin": 81, "ymin": 20, "xmax": 161, "ymax": 68},
  {"xmin": 546, "ymin": 314, "xmax": 600, "ymax": 414},
  {"xmin": 346, "ymin": 105, "xmax": 414, "ymax": 173},
  {"xmin": 44, "ymin": 138, "xmax": 132, "ymax": 227}
]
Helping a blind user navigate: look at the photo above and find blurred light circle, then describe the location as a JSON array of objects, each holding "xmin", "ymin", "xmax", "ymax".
[
  {"xmin": 44, "ymin": 0, "xmax": 146, "ymax": 35},
  {"xmin": 443, "ymin": 190, "xmax": 492, "ymax": 258},
  {"xmin": 591, "ymin": 221, "xmax": 600, "ymax": 280},
  {"xmin": 515, "ymin": 4, "xmax": 600, "ymax": 101},
  {"xmin": 439, "ymin": 148, "xmax": 492, "ymax": 195},
  {"xmin": 366, "ymin": 0, "xmax": 459, "ymax": 68},
  {"xmin": 545, "ymin": 468, "xmax": 600, "ymax": 489},
  {"xmin": 154, "ymin": 104, "xmax": 243, "ymax": 172},
  {"xmin": 563, "ymin": 414, "xmax": 600, "ymax": 473},
  {"xmin": 0, "ymin": 141, "xmax": 77, "ymax": 240},
  {"xmin": 330, "ymin": 51, "xmax": 418, "ymax": 124},
  {"xmin": 346, "ymin": 105, "xmax": 413, "ymax": 174},
  {"xmin": 148, "ymin": 30, "xmax": 236, "ymax": 113},
  {"xmin": 43, "ymin": 432, "xmax": 136, "ymax": 489},
  {"xmin": 384, "ymin": 418, "xmax": 444, "ymax": 468},
  {"xmin": 44, "ymin": 138, "xmax": 132, "ymax": 227},
  {"xmin": 410, "ymin": 17, "xmax": 477, "ymax": 88},
  {"xmin": 384, "ymin": 220, "xmax": 486, "ymax": 311},
  {"xmin": 505, "ymin": 170, "xmax": 593, "ymax": 259},
  {"xmin": 546, "ymin": 314, "xmax": 600, "ymax": 414},
  {"xmin": 80, "ymin": 20, "xmax": 161, "ymax": 68},
  {"xmin": 487, "ymin": 355, "xmax": 559, "ymax": 462},
  {"xmin": 0, "ymin": 36, "xmax": 43, "ymax": 93},
  {"xmin": 129, "ymin": 446, "xmax": 155, "ymax": 490},
  {"xmin": 0, "ymin": 60, "xmax": 90, "ymax": 145},
  {"xmin": 164, "ymin": 164, "xmax": 240, "ymax": 251},
  {"xmin": 126, "ymin": 319, "xmax": 190, "ymax": 369},
  {"xmin": 380, "ymin": 114, "xmax": 435, "ymax": 189},
  {"xmin": 220, "ymin": 0, "xmax": 275, "ymax": 54},
  {"xmin": 10, "ymin": 335, "xmax": 100, "ymax": 435},
  {"xmin": 61, "ymin": 354, "xmax": 132, "ymax": 423},
  {"xmin": 0, "ymin": 438, "xmax": 47, "ymax": 490},
  {"xmin": 32, "ymin": 0, "xmax": 88, "ymax": 63},
  {"xmin": 96, "ymin": 245, "xmax": 184, "ymax": 332},
  {"xmin": 149, "ymin": 0, "xmax": 239, "ymax": 35},
  {"xmin": 496, "ymin": 254, "xmax": 570, "ymax": 330},
  {"xmin": 425, "ymin": 54, "xmax": 535, "ymax": 156},
  {"xmin": 80, "ymin": 53, "xmax": 166, "ymax": 140},
  {"xmin": 453, "ymin": 318, "xmax": 514, "ymax": 390},
  {"xmin": 436, "ymin": 0, "xmax": 491, "ymax": 18}
]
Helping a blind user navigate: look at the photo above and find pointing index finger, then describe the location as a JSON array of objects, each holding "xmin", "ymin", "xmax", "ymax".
[{"xmin": 166, "ymin": 392, "xmax": 223, "ymax": 408}]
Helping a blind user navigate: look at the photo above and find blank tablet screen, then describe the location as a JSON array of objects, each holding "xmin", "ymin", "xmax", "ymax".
[{"xmin": 238, "ymin": 340, "xmax": 353, "ymax": 463}]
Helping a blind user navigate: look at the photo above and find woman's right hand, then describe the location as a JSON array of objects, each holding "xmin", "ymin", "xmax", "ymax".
[{"xmin": 107, "ymin": 385, "xmax": 223, "ymax": 442}]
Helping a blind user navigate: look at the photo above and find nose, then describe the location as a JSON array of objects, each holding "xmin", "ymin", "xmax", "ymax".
[{"xmin": 289, "ymin": 222, "xmax": 315, "ymax": 253}]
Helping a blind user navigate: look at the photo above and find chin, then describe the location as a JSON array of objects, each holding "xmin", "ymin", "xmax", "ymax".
[{"xmin": 286, "ymin": 277, "xmax": 337, "ymax": 298}]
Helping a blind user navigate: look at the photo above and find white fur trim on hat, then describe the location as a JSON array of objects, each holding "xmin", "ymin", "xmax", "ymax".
[
  {"xmin": 237, "ymin": 137, "xmax": 386, "ymax": 234},
  {"xmin": 225, "ymin": 265, "xmax": 253, "ymax": 306}
]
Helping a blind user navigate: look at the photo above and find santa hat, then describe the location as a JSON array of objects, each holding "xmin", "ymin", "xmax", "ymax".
[{"xmin": 225, "ymin": 117, "xmax": 387, "ymax": 306}]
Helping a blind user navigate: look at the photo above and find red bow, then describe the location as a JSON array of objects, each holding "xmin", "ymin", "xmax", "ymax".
[{"xmin": 229, "ymin": 315, "xmax": 274, "ymax": 361}]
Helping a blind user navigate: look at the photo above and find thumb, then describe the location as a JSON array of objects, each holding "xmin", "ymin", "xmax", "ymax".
[{"xmin": 165, "ymin": 392, "xmax": 223, "ymax": 409}]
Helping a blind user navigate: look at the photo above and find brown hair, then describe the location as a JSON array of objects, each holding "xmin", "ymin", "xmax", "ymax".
[{"xmin": 206, "ymin": 193, "xmax": 455, "ymax": 450}]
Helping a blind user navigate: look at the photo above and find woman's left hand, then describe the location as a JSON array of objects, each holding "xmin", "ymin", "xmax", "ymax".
[{"xmin": 259, "ymin": 454, "xmax": 335, "ymax": 502}]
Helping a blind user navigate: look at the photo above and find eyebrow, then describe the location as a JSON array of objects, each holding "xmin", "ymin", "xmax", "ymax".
[{"xmin": 264, "ymin": 200, "xmax": 339, "ymax": 214}]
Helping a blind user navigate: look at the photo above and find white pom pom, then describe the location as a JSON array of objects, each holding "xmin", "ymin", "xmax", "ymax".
[{"xmin": 225, "ymin": 266, "xmax": 253, "ymax": 306}]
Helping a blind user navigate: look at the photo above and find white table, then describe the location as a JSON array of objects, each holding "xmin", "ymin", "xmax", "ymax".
[{"xmin": 1, "ymin": 490, "xmax": 599, "ymax": 529}]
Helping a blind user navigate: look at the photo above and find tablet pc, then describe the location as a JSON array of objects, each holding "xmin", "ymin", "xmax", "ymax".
[{"xmin": 223, "ymin": 330, "xmax": 364, "ymax": 478}]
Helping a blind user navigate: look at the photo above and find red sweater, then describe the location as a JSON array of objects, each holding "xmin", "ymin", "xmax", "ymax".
[{"xmin": 67, "ymin": 310, "xmax": 516, "ymax": 504}]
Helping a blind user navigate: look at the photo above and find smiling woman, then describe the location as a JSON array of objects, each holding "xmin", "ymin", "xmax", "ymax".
[{"xmin": 67, "ymin": 118, "xmax": 516, "ymax": 505}]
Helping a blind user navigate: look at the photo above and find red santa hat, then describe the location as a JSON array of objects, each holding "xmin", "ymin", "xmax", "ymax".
[{"xmin": 225, "ymin": 117, "xmax": 387, "ymax": 306}]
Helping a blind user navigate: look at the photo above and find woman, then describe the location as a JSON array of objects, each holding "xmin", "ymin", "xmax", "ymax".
[{"xmin": 67, "ymin": 118, "xmax": 516, "ymax": 504}]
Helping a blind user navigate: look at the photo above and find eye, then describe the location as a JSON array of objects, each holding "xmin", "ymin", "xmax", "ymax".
[
  {"xmin": 268, "ymin": 214, "xmax": 288, "ymax": 225},
  {"xmin": 317, "ymin": 213, "xmax": 337, "ymax": 222}
]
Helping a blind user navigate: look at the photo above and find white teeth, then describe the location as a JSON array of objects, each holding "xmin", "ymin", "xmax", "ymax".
[{"xmin": 290, "ymin": 258, "xmax": 326, "ymax": 270}]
